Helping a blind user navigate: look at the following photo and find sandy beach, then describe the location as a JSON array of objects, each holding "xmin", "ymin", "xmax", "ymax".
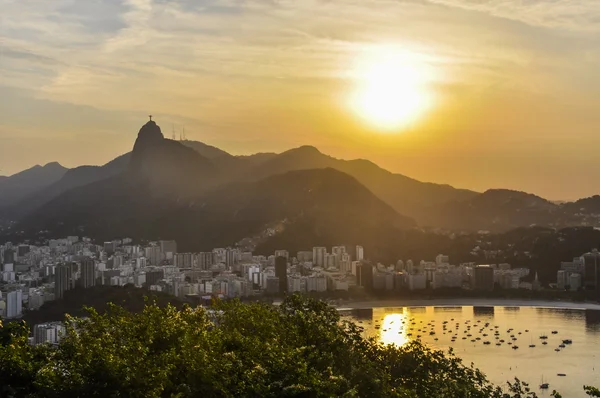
[{"xmin": 334, "ymin": 298, "xmax": 600, "ymax": 311}]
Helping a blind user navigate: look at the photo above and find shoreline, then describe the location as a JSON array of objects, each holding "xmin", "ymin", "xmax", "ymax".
[{"xmin": 333, "ymin": 298, "xmax": 600, "ymax": 311}]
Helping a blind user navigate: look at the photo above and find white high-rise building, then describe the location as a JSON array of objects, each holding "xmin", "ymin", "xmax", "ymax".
[
  {"xmin": 312, "ymin": 247, "xmax": 327, "ymax": 267},
  {"xmin": 340, "ymin": 253, "xmax": 352, "ymax": 273},
  {"xmin": 6, "ymin": 289, "xmax": 23, "ymax": 319},
  {"xmin": 356, "ymin": 246, "xmax": 364, "ymax": 262}
]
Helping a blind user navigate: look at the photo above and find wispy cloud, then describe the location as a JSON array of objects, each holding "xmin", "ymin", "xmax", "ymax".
[
  {"xmin": 1, "ymin": 0, "xmax": 600, "ymax": 199},
  {"xmin": 426, "ymin": 0, "xmax": 600, "ymax": 32}
]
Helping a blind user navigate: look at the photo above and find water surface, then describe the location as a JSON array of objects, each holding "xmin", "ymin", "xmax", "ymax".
[{"xmin": 344, "ymin": 306, "xmax": 600, "ymax": 397}]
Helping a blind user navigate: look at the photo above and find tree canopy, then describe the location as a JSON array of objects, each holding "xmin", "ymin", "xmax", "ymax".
[{"xmin": 0, "ymin": 295, "xmax": 597, "ymax": 397}]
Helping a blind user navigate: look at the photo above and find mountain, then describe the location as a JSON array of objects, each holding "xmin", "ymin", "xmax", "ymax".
[
  {"xmin": 564, "ymin": 195, "xmax": 600, "ymax": 214},
  {"xmin": 12, "ymin": 121, "xmax": 415, "ymax": 251},
  {"xmin": 14, "ymin": 161, "xmax": 414, "ymax": 251},
  {"xmin": 180, "ymin": 140, "xmax": 233, "ymax": 160},
  {"xmin": 419, "ymin": 189, "xmax": 567, "ymax": 232},
  {"xmin": 5, "ymin": 124, "xmax": 599, "ymax": 236},
  {"xmin": 0, "ymin": 162, "xmax": 68, "ymax": 208},
  {"xmin": 242, "ymin": 145, "xmax": 478, "ymax": 219},
  {"xmin": 130, "ymin": 121, "xmax": 219, "ymax": 195},
  {"xmin": 2, "ymin": 153, "xmax": 132, "ymax": 219},
  {"xmin": 181, "ymin": 140, "xmax": 277, "ymax": 176},
  {"xmin": 237, "ymin": 152, "xmax": 277, "ymax": 165}
]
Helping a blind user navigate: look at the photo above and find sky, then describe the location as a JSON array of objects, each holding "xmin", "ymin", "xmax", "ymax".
[{"xmin": 1, "ymin": 0, "xmax": 599, "ymax": 200}]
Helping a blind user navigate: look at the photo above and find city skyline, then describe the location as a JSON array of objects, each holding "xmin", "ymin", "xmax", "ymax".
[{"xmin": 2, "ymin": 0, "xmax": 600, "ymax": 200}]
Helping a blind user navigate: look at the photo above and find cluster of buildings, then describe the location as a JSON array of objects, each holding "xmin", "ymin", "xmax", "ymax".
[
  {"xmin": 0, "ymin": 238, "xmax": 366, "ymax": 324},
  {"xmin": 356, "ymin": 254, "xmax": 531, "ymax": 292},
  {"xmin": 2, "ymin": 234, "xmax": 597, "ymax": 346},
  {"xmin": 1, "ymin": 236, "xmax": 539, "ymax": 326},
  {"xmin": 556, "ymin": 249, "xmax": 600, "ymax": 294}
]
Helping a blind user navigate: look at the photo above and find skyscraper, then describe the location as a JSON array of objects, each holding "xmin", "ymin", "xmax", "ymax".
[
  {"xmin": 225, "ymin": 249, "xmax": 238, "ymax": 268},
  {"xmin": 198, "ymin": 252, "xmax": 213, "ymax": 270},
  {"xmin": 55, "ymin": 264, "xmax": 73, "ymax": 299},
  {"xmin": 473, "ymin": 265, "xmax": 494, "ymax": 291},
  {"xmin": 3, "ymin": 248, "xmax": 15, "ymax": 264},
  {"xmin": 582, "ymin": 249, "xmax": 600, "ymax": 295},
  {"xmin": 6, "ymin": 289, "xmax": 23, "ymax": 319},
  {"xmin": 357, "ymin": 261, "xmax": 373, "ymax": 291},
  {"xmin": 356, "ymin": 246, "xmax": 364, "ymax": 262},
  {"xmin": 312, "ymin": 247, "xmax": 326, "ymax": 267},
  {"xmin": 80, "ymin": 257, "xmax": 96, "ymax": 288},
  {"xmin": 160, "ymin": 240, "xmax": 177, "ymax": 256},
  {"xmin": 275, "ymin": 256, "xmax": 288, "ymax": 293}
]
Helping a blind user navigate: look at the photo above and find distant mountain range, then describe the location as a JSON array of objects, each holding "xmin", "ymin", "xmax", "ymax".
[
  {"xmin": 0, "ymin": 162, "xmax": 68, "ymax": 208},
  {"xmin": 1, "ymin": 120, "xmax": 599, "ymax": 251}
]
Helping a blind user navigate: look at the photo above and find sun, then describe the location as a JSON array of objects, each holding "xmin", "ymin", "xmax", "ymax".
[{"xmin": 349, "ymin": 45, "xmax": 435, "ymax": 131}]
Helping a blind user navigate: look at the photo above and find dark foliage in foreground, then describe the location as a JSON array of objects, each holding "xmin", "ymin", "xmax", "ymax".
[
  {"xmin": 20, "ymin": 285, "xmax": 188, "ymax": 329},
  {"xmin": 0, "ymin": 296, "xmax": 597, "ymax": 397}
]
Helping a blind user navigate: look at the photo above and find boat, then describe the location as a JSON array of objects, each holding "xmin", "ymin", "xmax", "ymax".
[{"xmin": 540, "ymin": 376, "xmax": 549, "ymax": 389}]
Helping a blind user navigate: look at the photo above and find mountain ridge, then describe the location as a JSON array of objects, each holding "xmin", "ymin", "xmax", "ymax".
[
  {"xmin": 2, "ymin": 121, "xmax": 599, "ymax": 235},
  {"xmin": 0, "ymin": 162, "xmax": 68, "ymax": 208}
]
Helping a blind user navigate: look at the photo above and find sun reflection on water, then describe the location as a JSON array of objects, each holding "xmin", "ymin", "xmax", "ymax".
[{"xmin": 379, "ymin": 312, "xmax": 410, "ymax": 347}]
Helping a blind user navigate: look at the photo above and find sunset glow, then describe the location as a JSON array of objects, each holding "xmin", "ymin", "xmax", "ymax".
[{"xmin": 350, "ymin": 46, "xmax": 435, "ymax": 131}]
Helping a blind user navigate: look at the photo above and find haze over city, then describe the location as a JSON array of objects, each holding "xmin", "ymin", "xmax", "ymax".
[{"xmin": 2, "ymin": 0, "xmax": 600, "ymax": 200}]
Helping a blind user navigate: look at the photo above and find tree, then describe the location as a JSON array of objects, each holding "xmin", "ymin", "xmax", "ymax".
[{"xmin": 0, "ymin": 296, "xmax": 597, "ymax": 397}]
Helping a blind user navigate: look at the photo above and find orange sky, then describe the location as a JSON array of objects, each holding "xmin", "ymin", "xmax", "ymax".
[{"xmin": 1, "ymin": 0, "xmax": 599, "ymax": 200}]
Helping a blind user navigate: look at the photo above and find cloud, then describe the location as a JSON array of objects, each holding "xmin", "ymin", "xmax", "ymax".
[{"xmin": 425, "ymin": 0, "xmax": 600, "ymax": 33}]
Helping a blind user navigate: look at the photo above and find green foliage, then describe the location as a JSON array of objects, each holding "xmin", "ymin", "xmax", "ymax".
[{"xmin": 0, "ymin": 296, "xmax": 598, "ymax": 397}]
